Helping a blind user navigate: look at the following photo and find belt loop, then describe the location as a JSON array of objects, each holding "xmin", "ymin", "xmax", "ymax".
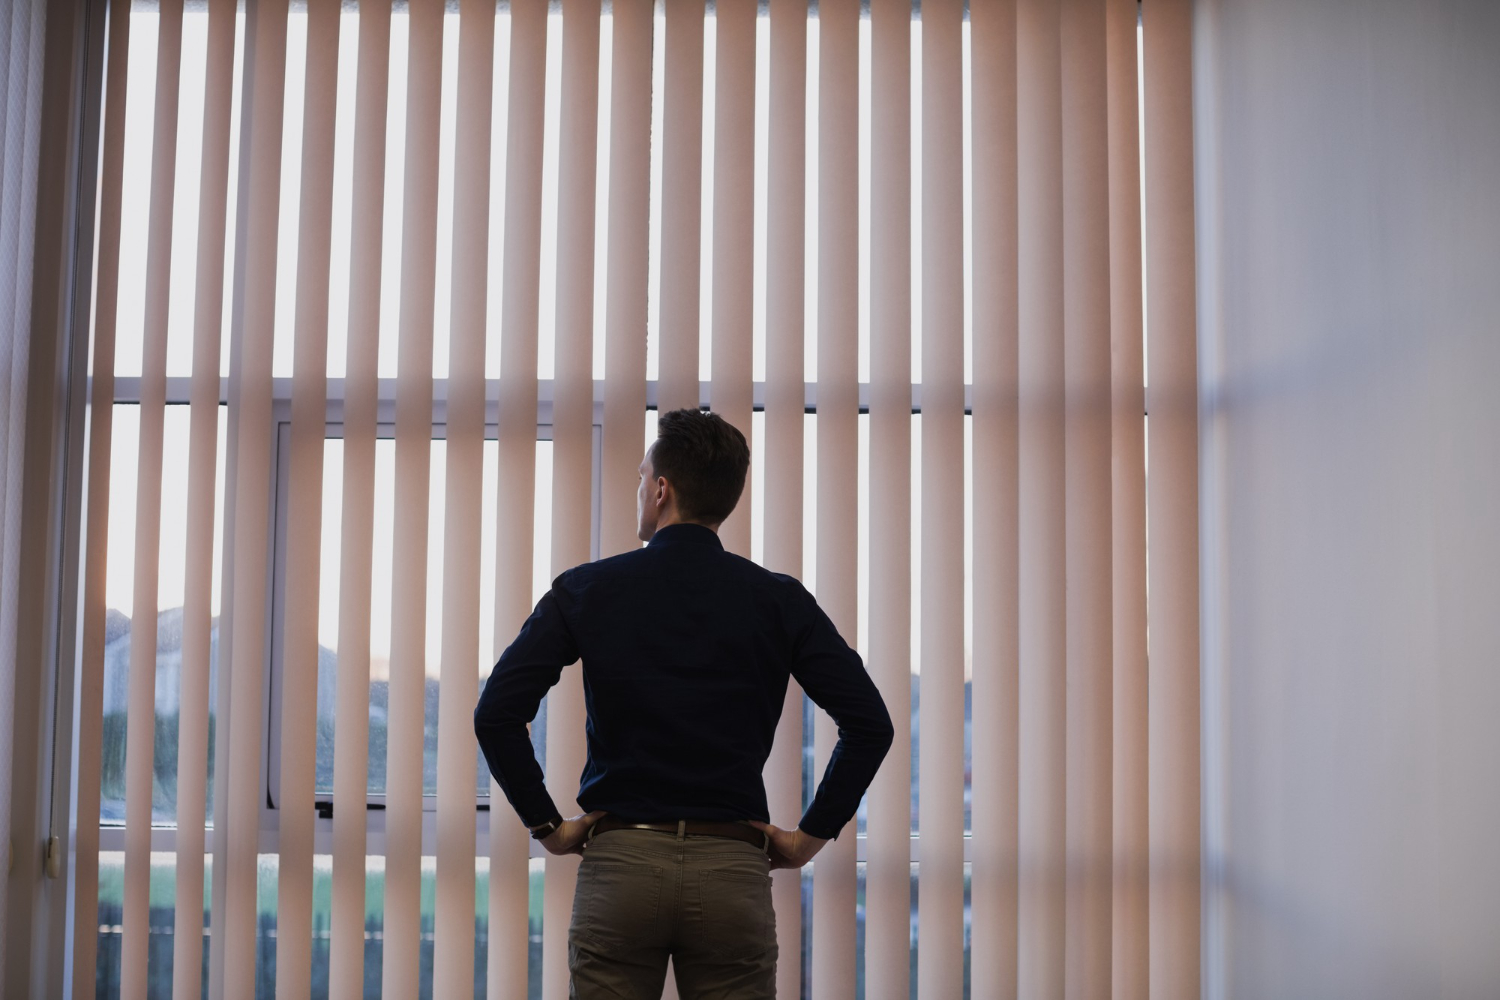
[
  {"xmin": 676, "ymin": 820, "xmax": 686, "ymax": 841},
  {"xmin": 761, "ymin": 830, "xmax": 769, "ymax": 853}
]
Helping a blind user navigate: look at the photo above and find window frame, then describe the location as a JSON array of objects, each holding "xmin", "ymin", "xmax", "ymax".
[
  {"xmin": 263, "ymin": 407, "xmax": 603, "ymax": 858},
  {"xmin": 97, "ymin": 376, "xmax": 975, "ymax": 866}
]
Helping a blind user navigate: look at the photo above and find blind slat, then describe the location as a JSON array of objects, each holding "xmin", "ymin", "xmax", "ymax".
[
  {"xmin": 1061, "ymin": 0, "xmax": 1115, "ymax": 993},
  {"xmin": 70, "ymin": 0, "xmax": 127, "ymax": 990},
  {"xmin": 119, "ymin": 3, "xmax": 183, "ymax": 995},
  {"xmin": 1143, "ymin": 2, "xmax": 1202, "ymax": 996},
  {"xmin": 220, "ymin": 1, "xmax": 290, "ymax": 994},
  {"xmin": 431, "ymin": 0, "xmax": 495, "ymax": 992},
  {"xmin": 709, "ymin": 0, "xmax": 754, "ymax": 555},
  {"xmin": 815, "ymin": 0, "xmax": 859, "ymax": 995},
  {"xmin": 865, "ymin": 0, "xmax": 912, "ymax": 995},
  {"xmin": 599, "ymin": 0, "xmax": 652, "ymax": 560},
  {"xmin": 171, "ymin": 0, "xmax": 237, "ymax": 995},
  {"xmin": 69, "ymin": 0, "xmax": 130, "ymax": 989},
  {"xmin": 1016, "ymin": 0, "xmax": 1066, "ymax": 993},
  {"xmin": 542, "ymin": 1, "xmax": 600, "ymax": 995},
  {"xmin": 120, "ymin": 3, "xmax": 184, "ymax": 995},
  {"xmin": 1105, "ymin": 0, "xmax": 1148, "ymax": 994},
  {"xmin": 486, "ymin": 3, "xmax": 546, "ymax": 995},
  {"xmin": 917, "ymin": 1, "xmax": 967, "ymax": 997},
  {"xmin": 763, "ymin": 0, "xmax": 807, "ymax": 995},
  {"xmin": 969, "ymin": 0, "xmax": 1020, "ymax": 995},
  {"xmin": 273, "ymin": 0, "xmax": 339, "ymax": 993},
  {"xmin": 381, "ymin": 0, "xmax": 444, "ymax": 993},
  {"xmin": 328, "ymin": 3, "xmax": 390, "ymax": 996},
  {"xmin": 488, "ymin": 2, "xmax": 546, "ymax": 994},
  {"xmin": 657, "ymin": 0, "xmax": 704, "ymax": 414},
  {"xmin": 0, "ymin": 0, "xmax": 46, "ymax": 972}
]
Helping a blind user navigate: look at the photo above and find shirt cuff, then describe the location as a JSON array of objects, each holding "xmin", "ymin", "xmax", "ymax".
[
  {"xmin": 520, "ymin": 792, "xmax": 564, "ymax": 831},
  {"xmin": 795, "ymin": 811, "xmax": 843, "ymax": 842}
]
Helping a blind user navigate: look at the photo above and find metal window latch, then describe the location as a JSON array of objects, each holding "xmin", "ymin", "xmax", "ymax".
[{"xmin": 45, "ymin": 836, "xmax": 62, "ymax": 879}]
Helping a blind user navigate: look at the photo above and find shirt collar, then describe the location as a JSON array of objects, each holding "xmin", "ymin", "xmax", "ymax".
[{"xmin": 646, "ymin": 522, "xmax": 725, "ymax": 550}]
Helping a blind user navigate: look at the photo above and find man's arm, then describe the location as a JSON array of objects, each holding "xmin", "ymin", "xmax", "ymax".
[
  {"xmin": 474, "ymin": 585, "xmax": 578, "ymax": 828},
  {"xmin": 786, "ymin": 583, "xmax": 896, "ymax": 840}
]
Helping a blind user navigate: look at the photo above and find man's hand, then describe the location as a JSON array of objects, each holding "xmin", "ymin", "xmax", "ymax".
[
  {"xmin": 746, "ymin": 820, "xmax": 829, "ymax": 871},
  {"xmin": 539, "ymin": 810, "xmax": 610, "ymax": 857}
]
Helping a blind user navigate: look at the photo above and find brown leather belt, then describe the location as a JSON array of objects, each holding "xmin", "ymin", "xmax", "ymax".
[{"xmin": 588, "ymin": 815, "xmax": 769, "ymax": 851}]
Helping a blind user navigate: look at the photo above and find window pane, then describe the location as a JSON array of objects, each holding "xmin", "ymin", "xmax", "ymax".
[
  {"xmin": 100, "ymin": 407, "xmax": 140, "ymax": 826},
  {"xmin": 101, "ymin": 404, "xmax": 226, "ymax": 828},
  {"xmin": 313, "ymin": 436, "xmax": 555, "ymax": 800}
]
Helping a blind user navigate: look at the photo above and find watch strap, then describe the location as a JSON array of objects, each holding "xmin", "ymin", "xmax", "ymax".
[{"xmin": 528, "ymin": 813, "xmax": 564, "ymax": 840}]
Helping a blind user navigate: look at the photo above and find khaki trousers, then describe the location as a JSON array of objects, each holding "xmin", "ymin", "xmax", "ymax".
[{"xmin": 568, "ymin": 825, "xmax": 778, "ymax": 999}]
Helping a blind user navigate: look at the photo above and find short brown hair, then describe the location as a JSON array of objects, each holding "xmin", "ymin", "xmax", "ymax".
[{"xmin": 651, "ymin": 409, "xmax": 750, "ymax": 524}]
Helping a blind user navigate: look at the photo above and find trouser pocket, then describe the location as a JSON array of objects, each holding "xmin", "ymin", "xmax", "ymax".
[
  {"xmin": 571, "ymin": 860, "xmax": 664, "ymax": 948},
  {"xmin": 697, "ymin": 864, "xmax": 775, "ymax": 958}
]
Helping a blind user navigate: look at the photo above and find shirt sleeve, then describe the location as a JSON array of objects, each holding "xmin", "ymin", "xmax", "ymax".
[
  {"xmin": 474, "ymin": 582, "xmax": 579, "ymax": 828},
  {"xmin": 786, "ymin": 582, "xmax": 896, "ymax": 841}
]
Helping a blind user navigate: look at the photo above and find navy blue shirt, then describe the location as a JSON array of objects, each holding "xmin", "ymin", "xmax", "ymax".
[{"xmin": 474, "ymin": 522, "xmax": 895, "ymax": 840}]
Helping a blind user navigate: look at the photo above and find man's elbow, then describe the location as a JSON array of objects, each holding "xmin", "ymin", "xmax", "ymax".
[
  {"xmin": 475, "ymin": 699, "xmax": 524, "ymax": 742},
  {"xmin": 873, "ymin": 709, "xmax": 896, "ymax": 757}
]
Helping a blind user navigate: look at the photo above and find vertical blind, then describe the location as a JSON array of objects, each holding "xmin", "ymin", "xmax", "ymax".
[
  {"xmin": 0, "ymin": 0, "xmax": 49, "ymax": 970},
  {"xmin": 68, "ymin": 0, "xmax": 1201, "ymax": 997}
]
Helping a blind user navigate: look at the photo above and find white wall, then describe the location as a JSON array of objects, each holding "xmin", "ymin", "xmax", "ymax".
[{"xmin": 1193, "ymin": 1, "xmax": 1500, "ymax": 997}]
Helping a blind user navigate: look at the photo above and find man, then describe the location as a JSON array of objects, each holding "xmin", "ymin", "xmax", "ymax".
[{"xmin": 475, "ymin": 408, "xmax": 895, "ymax": 999}]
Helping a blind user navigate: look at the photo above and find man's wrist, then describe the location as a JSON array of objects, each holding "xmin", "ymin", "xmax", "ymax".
[
  {"xmin": 795, "ymin": 827, "xmax": 830, "ymax": 853},
  {"xmin": 527, "ymin": 811, "xmax": 565, "ymax": 840}
]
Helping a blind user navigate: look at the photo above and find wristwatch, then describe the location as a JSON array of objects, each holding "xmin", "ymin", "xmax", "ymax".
[{"xmin": 528, "ymin": 812, "xmax": 564, "ymax": 840}]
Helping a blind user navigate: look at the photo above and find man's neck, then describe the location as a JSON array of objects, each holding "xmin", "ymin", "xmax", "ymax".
[{"xmin": 655, "ymin": 514, "xmax": 721, "ymax": 534}]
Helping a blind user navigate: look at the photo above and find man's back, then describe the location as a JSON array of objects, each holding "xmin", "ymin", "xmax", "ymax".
[{"xmin": 476, "ymin": 521, "xmax": 894, "ymax": 842}]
